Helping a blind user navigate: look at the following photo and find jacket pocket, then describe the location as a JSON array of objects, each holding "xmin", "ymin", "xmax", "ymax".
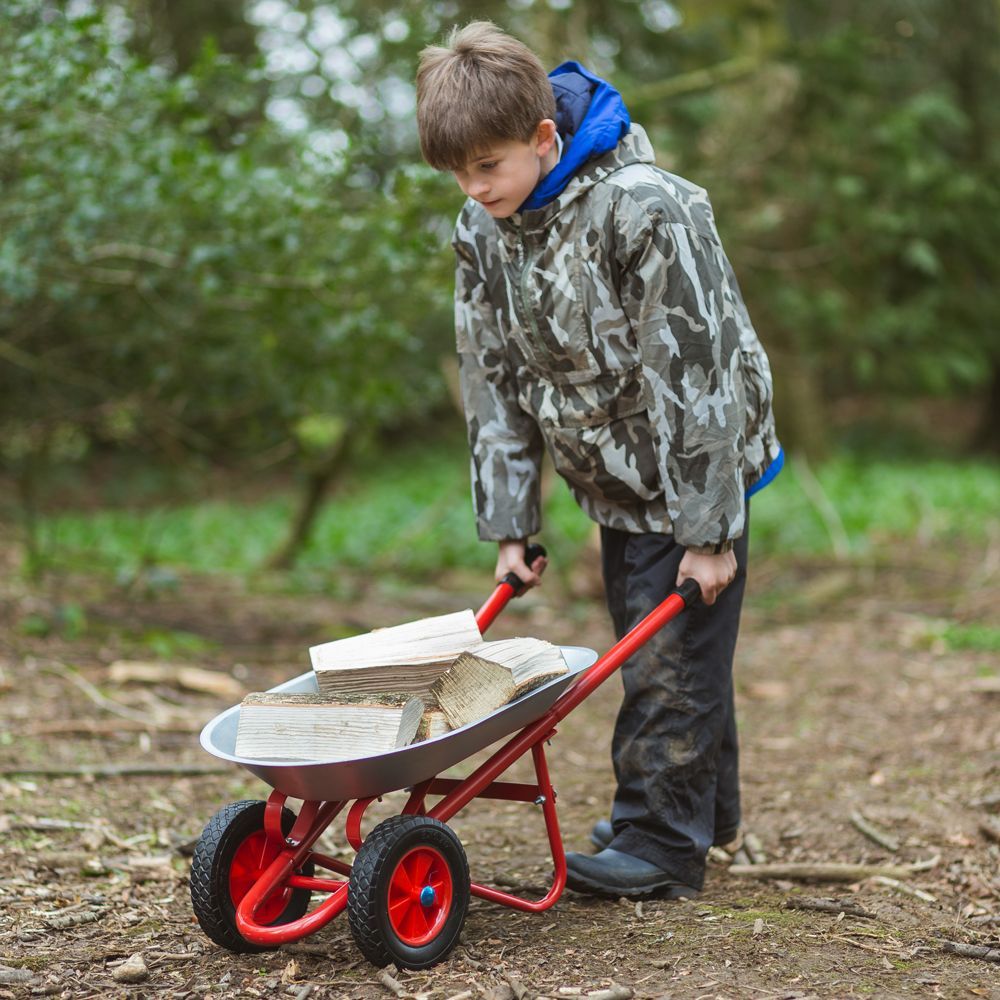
[{"xmin": 545, "ymin": 411, "xmax": 662, "ymax": 504}]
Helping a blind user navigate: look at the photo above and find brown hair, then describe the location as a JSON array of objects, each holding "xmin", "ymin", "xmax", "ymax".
[{"xmin": 416, "ymin": 21, "xmax": 556, "ymax": 171}]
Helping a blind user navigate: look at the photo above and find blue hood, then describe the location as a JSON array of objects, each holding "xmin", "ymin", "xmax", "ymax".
[{"xmin": 520, "ymin": 61, "xmax": 631, "ymax": 213}]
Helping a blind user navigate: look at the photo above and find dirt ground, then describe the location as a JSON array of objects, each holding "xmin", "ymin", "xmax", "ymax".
[{"xmin": 1, "ymin": 546, "xmax": 998, "ymax": 1000}]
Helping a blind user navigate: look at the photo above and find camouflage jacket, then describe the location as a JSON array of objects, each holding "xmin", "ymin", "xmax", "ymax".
[{"xmin": 453, "ymin": 123, "xmax": 782, "ymax": 553}]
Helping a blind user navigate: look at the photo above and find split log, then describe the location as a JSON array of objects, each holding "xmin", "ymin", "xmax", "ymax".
[
  {"xmin": 466, "ymin": 637, "xmax": 568, "ymax": 696},
  {"xmin": 235, "ymin": 692, "xmax": 424, "ymax": 760},
  {"xmin": 310, "ymin": 609, "xmax": 482, "ymax": 700},
  {"xmin": 432, "ymin": 653, "xmax": 516, "ymax": 730},
  {"xmin": 431, "ymin": 639, "xmax": 567, "ymax": 730}
]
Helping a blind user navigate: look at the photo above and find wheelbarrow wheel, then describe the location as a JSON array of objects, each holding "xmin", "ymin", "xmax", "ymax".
[
  {"xmin": 348, "ymin": 815, "xmax": 470, "ymax": 969},
  {"xmin": 190, "ymin": 800, "xmax": 314, "ymax": 953}
]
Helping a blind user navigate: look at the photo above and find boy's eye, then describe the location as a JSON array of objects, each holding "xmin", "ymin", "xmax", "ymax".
[{"xmin": 480, "ymin": 161, "xmax": 498, "ymax": 170}]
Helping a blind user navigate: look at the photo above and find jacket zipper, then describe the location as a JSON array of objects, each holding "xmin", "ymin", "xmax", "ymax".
[{"xmin": 516, "ymin": 232, "xmax": 550, "ymax": 365}]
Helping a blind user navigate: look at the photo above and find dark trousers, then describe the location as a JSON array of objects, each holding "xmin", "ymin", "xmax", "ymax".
[{"xmin": 599, "ymin": 519, "xmax": 749, "ymax": 889}]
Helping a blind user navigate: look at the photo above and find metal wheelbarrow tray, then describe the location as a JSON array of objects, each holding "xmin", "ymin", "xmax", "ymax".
[
  {"xmin": 200, "ymin": 646, "xmax": 599, "ymax": 802},
  {"xmin": 190, "ymin": 550, "xmax": 701, "ymax": 970}
]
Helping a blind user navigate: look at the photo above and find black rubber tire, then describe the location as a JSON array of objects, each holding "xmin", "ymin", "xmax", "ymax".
[
  {"xmin": 189, "ymin": 800, "xmax": 314, "ymax": 953},
  {"xmin": 347, "ymin": 815, "xmax": 470, "ymax": 969}
]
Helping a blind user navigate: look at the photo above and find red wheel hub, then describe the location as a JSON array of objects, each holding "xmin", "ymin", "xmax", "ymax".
[
  {"xmin": 387, "ymin": 846, "xmax": 454, "ymax": 947},
  {"xmin": 228, "ymin": 830, "xmax": 292, "ymax": 924}
]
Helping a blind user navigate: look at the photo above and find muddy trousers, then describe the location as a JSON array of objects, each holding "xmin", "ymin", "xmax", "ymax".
[{"xmin": 599, "ymin": 520, "xmax": 749, "ymax": 889}]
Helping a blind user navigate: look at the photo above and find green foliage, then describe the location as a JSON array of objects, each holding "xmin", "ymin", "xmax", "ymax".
[
  {"xmin": 942, "ymin": 623, "xmax": 1000, "ymax": 654},
  {"xmin": 0, "ymin": 0, "xmax": 456, "ymax": 529},
  {"xmin": 35, "ymin": 440, "xmax": 1000, "ymax": 579},
  {"xmin": 3, "ymin": 0, "xmax": 998, "ymax": 573},
  {"xmin": 662, "ymin": 0, "xmax": 1000, "ymax": 418}
]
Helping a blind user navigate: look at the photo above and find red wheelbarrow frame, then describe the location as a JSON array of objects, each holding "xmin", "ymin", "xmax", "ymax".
[{"xmin": 232, "ymin": 575, "xmax": 699, "ymax": 947}]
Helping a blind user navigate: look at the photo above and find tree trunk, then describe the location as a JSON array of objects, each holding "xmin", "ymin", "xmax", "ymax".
[
  {"xmin": 972, "ymin": 358, "xmax": 1000, "ymax": 454},
  {"xmin": 266, "ymin": 437, "xmax": 352, "ymax": 571},
  {"xmin": 768, "ymin": 345, "xmax": 829, "ymax": 459}
]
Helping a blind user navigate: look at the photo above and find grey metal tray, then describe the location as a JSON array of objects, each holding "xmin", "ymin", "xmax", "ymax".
[{"xmin": 200, "ymin": 645, "xmax": 598, "ymax": 802}]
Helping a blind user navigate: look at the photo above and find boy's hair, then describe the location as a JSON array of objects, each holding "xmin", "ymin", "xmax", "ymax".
[{"xmin": 416, "ymin": 21, "xmax": 556, "ymax": 172}]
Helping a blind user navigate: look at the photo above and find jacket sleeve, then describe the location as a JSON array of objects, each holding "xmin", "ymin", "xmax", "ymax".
[
  {"xmin": 614, "ymin": 192, "xmax": 748, "ymax": 553},
  {"xmin": 453, "ymin": 223, "xmax": 544, "ymax": 542}
]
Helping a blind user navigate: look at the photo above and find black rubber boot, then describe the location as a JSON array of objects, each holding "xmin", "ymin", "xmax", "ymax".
[
  {"xmin": 565, "ymin": 848, "xmax": 699, "ymax": 899},
  {"xmin": 589, "ymin": 819, "xmax": 742, "ymax": 853}
]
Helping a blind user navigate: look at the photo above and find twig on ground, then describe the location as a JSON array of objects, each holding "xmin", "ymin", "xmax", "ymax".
[
  {"xmin": 27, "ymin": 719, "xmax": 200, "ymax": 736},
  {"xmin": 828, "ymin": 933, "xmax": 904, "ymax": 956},
  {"xmin": 969, "ymin": 792, "xmax": 1000, "ymax": 812},
  {"xmin": 941, "ymin": 941, "xmax": 1000, "ymax": 963},
  {"xmin": 849, "ymin": 811, "xmax": 900, "ymax": 852},
  {"xmin": 585, "ymin": 986, "xmax": 633, "ymax": 1000},
  {"xmin": 870, "ymin": 875, "xmax": 937, "ymax": 903},
  {"xmin": 379, "ymin": 969, "xmax": 407, "ymax": 997},
  {"xmin": 978, "ymin": 818, "xmax": 1000, "ymax": 844},
  {"xmin": 785, "ymin": 896, "xmax": 875, "ymax": 919},
  {"xmin": 742, "ymin": 831, "xmax": 767, "ymax": 864},
  {"xmin": 0, "ymin": 763, "xmax": 228, "ymax": 778},
  {"xmin": 505, "ymin": 972, "xmax": 530, "ymax": 1000},
  {"xmin": 729, "ymin": 860, "xmax": 935, "ymax": 882},
  {"xmin": 107, "ymin": 660, "xmax": 244, "ymax": 700},
  {"xmin": 40, "ymin": 662, "xmax": 149, "ymax": 725}
]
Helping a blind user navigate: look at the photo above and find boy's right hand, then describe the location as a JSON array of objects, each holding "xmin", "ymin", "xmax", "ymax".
[{"xmin": 496, "ymin": 539, "xmax": 547, "ymax": 589}]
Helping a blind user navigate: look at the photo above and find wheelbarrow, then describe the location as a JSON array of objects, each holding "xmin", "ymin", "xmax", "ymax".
[{"xmin": 191, "ymin": 545, "xmax": 701, "ymax": 969}]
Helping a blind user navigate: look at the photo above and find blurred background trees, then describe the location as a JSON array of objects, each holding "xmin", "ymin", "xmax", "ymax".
[{"xmin": 2, "ymin": 0, "xmax": 997, "ymax": 574}]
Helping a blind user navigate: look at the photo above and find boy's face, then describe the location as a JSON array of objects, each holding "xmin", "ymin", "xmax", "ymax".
[{"xmin": 451, "ymin": 120, "xmax": 558, "ymax": 219}]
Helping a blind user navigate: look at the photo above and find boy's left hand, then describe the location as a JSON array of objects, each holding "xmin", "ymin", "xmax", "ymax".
[{"xmin": 677, "ymin": 549, "xmax": 737, "ymax": 606}]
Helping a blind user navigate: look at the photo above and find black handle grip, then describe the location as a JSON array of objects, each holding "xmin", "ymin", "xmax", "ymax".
[
  {"xmin": 502, "ymin": 542, "xmax": 549, "ymax": 597},
  {"xmin": 677, "ymin": 577, "xmax": 702, "ymax": 606}
]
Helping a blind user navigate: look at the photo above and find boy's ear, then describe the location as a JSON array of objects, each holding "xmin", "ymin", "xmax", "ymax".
[{"xmin": 535, "ymin": 119, "xmax": 557, "ymax": 156}]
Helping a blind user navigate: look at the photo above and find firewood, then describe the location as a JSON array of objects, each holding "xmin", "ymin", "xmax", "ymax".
[
  {"xmin": 234, "ymin": 692, "xmax": 424, "ymax": 761},
  {"xmin": 416, "ymin": 707, "xmax": 451, "ymax": 741},
  {"xmin": 432, "ymin": 653, "xmax": 516, "ymax": 730},
  {"xmin": 310, "ymin": 609, "xmax": 483, "ymax": 700},
  {"xmin": 431, "ymin": 639, "xmax": 568, "ymax": 730},
  {"xmin": 467, "ymin": 637, "xmax": 568, "ymax": 696}
]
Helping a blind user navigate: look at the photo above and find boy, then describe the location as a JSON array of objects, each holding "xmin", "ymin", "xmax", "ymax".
[{"xmin": 416, "ymin": 23, "xmax": 782, "ymax": 898}]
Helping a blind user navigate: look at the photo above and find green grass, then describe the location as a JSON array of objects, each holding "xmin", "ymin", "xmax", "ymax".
[{"xmin": 28, "ymin": 439, "xmax": 1000, "ymax": 580}]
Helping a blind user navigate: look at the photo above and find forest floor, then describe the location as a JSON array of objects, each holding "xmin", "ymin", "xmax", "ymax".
[{"xmin": 0, "ymin": 544, "xmax": 998, "ymax": 999}]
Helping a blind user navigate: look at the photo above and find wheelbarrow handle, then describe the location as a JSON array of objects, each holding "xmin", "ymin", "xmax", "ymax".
[
  {"xmin": 500, "ymin": 542, "xmax": 548, "ymax": 597},
  {"xmin": 676, "ymin": 577, "xmax": 702, "ymax": 606},
  {"xmin": 476, "ymin": 543, "xmax": 548, "ymax": 634}
]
